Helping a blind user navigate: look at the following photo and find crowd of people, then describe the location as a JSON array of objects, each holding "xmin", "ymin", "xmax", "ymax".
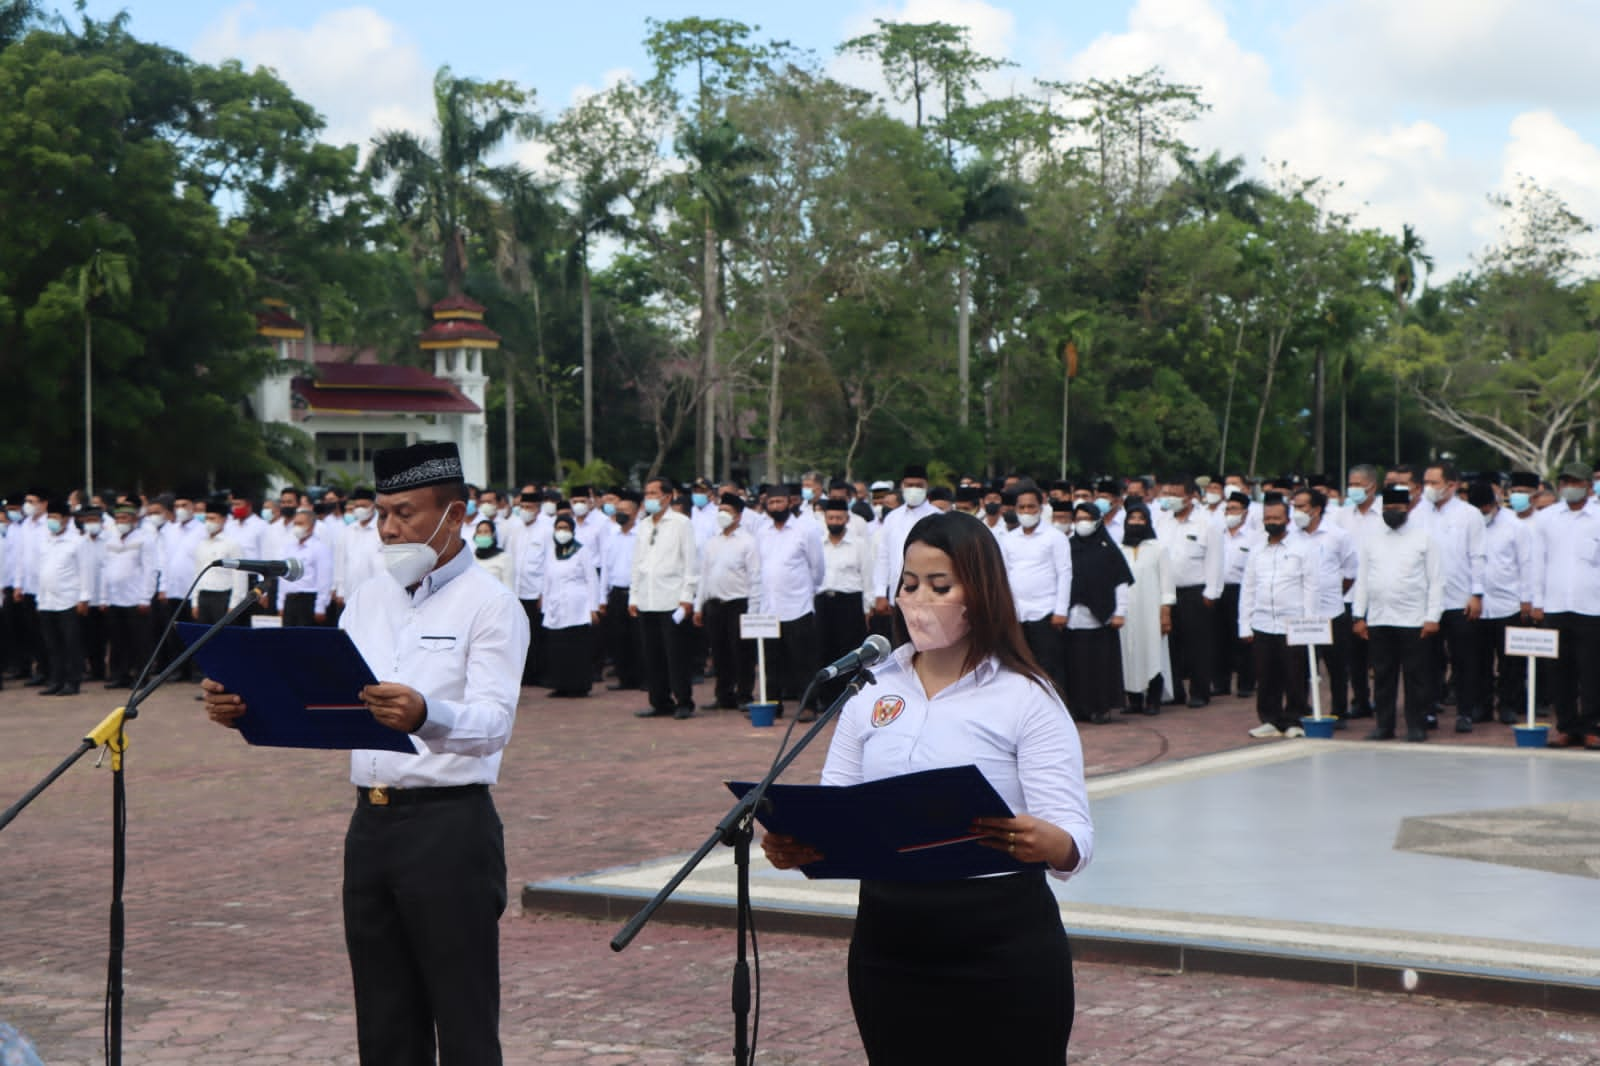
[{"xmin": 4, "ymin": 457, "xmax": 1599, "ymax": 748}]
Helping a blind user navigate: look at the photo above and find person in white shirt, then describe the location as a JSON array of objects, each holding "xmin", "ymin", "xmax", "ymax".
[
  {"xmin": 1290, "ymin": 488, "xmax": 1358, "ymax": 727},
  {"xmin": 1066, "ymin": 503, "xmax": 1133, "ymax": 723},
  {"xmin": 99, "ymin": 501, "xmax": 159, "ymax": 687},
  {"xmin": 1000, "ymin": 484, "xmax": 1072, "ymax": 695},
  {"xmin": 506, "ymin": 490, "xmax": 555, "ymax": 686},
  {"xmin": 151, "ymin": 493, "xmax": 206, "ymax": 681},
  {"xmin": 540, "ymin": 511, "xmax": 600, "ymax": 697},
  {"xmin": 1213, "ymin": 492, "xmax": 1261, "ymax": 700},
  {"xmin": 1238, "ymin": 498, "xmax": 1319, "ymax": 738},
  {"xmin": 36, "ymin": 499, "xmax": 93, "ymax": 696},
  {"xmin": 469, "ymin": 519, "xmax": 515, "ymax": 589},
  {"xmin": 598, "ymin": 491, "xmax": 642, "ymax": 691},
  {"xmin": 205, "ymin": 441, "xmax": 529, "ymax": 1066},
  {"xmin": 1470, "ymin": 480, "xmax": 1534, "ymax": 726},
  {"xmin": 1335, "ymin": 464, "xmax": 1383, "ymax": 717},
  {"xmin": 1157, "ymin": 479, "xmax": 1224, "ymax": 707},
  {"xmin": 688, "ymin": 478, "xmax": 720, "ymax": 547},
  {"xmin": 1531, "ymin": 463, "xmax": 1600, "ymax": 748},
  {"xmin": 191, "ymin": 502, "xmax": 250, "ymax": 626},
  {"xmin": 1094, "ymin": 479, "xmax": 1126, "ymax": 544},
  {"xmin": 1352, "ymin": 485, "xmax": 1443, "ymax": 742},
  {"xmin": 630, "ymin": 475, "xmax": 699, "ymax": 719},
  {"xmin": 1118, "ymin": 503, "xmax": 1175, "ymax": 714},
  {"xmin": 1413, "ymin": 461, "xmax": 1488, "ymax": 732},
  {"xmin": 224, "ymin": 493, "xmax": 269, "ymax": 561},
  {"xmin": 335, "ymin": 490, "xmax": 383, "ymax": 624},
  {"xmin": 693, "ymin": 493, "xmax": 761, "ymax": 710},
  {"xmin": 12, "ymin": 490, "xmax": 51, "ymax": 685},
  {"xmin": 754, "ymin": 484, "xmax": 825, "ymax": 718},
  {"xmin": 872, "ymin": 464, "xmax": 938, "ymax": 619},
  {"xmin": 761, "ymin": 511, "xmax": 1092, "ymax": 1065},
  {"xmin": 78, "ymin": 507, "xmax": 109, "ymax": 682},
  {"xmin": 277, "ymin": 509, "xmax": 334, "ymax": 626}
]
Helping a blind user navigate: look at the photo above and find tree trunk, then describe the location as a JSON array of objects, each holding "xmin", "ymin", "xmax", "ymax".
[
  {"xmin": 531, "ymin": 281, "xmax": 560, "ymax": 479},
  {"xmin": 1247, "ymin": 329, "xmax": 1285, "ymax": 479},
  {"xmin": 957, "ymin": 260, "xmax": 971, "ymax": 429},
  {"xmin": 581, "ymin": 250, "xmax": 594, "ymax": 467},
  {"xmin": 766, "ymin": 333, "xmax": 782, "ymax": 484},
  {"xmin": 1312, "ymin": 345, "xmax": 1326, "ymax": 475},
  {"xmin": 1218, "ymin": 320, "xmax": 1244, "ymax": 472},
  {"xmin": 504, "ymin": 364, "xmax": 516, "ymax": 489},
  {"xmin": 700, "ymin": 215, "xmax": 718, "ymax": 477},
  {"xmin": 84, "ymin": 314, "xmax": 93, "ymax": 496},
  {"xmin": 1059, "ymin": 359, "xmax": 1069, "ymax": 480}
]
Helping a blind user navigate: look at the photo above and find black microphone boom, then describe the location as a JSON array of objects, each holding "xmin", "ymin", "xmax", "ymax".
[
  {"xmin": 814, "ymin": 633, "xmax": 893, "ymax": 681},
  {"xmin": 217, "ymin": 558, "xmax": 304, "ymax": 580}
]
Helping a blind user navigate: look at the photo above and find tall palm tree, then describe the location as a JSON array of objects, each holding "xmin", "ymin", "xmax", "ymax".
[
  {"xmin": 1388, "ymin": 223, "xmax": 1433, "ymax": 460},
  {"xmin": 1174, "ymin": 151, "xmax": 1269, "ymax": 225},
  {"xmin": 367, "ymin": 66, "xmax": 537, "ymax": 297},
  {"xmin": 78, "ymin": 248, "xmax": 130, "ymax": 496}
]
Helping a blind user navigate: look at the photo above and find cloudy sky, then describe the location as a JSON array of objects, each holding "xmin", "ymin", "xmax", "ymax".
[{"xmin": 55, "ymin": 0, "xmax": 1600, "ymax": 278}]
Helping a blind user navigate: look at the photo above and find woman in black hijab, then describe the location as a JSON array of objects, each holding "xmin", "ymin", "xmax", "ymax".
[
  {"xmin": 1066, "ymin": 502, "xmax": 1135, "ymax": 723},
  {"xmin": 1117, "ymin": 501, "xmax": 1176, "ymax": 714},
  {"xmin": 540, "ymin": 512, "xmax": 600, "ymax": 697}
]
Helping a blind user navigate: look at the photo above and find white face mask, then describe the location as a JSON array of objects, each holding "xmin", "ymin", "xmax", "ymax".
[
  {"xmin": 553, "ymin": 528, "xmax": 574, "ymax": 545},
  {"xmin": 204, "ymin": 519, "xmax": 224, "ymax": 536},
  {"xmin": 352, "ymin": 506, "xmax": 373, "ymax": 524},
  {"xmin": 478, "ymin": 503, "xmax": 498, "ymax": 520},
  {"xmin": 1073, "ymin": 520, "xmax": 1098, "ymax": 538},
  {"xmin": 572, "ymin": 501, "xmax": 590, "ymax": 518},
  {"xmin": 1423, "ymin": 485, "xmax": 1448, "ymax": 505},
  {"xmin": 144, "ymin": 513, "xmax": 166, "ymax": 529},
  {"xmin": 518, "ymin": 508, "xmax": 536, "ymax": 525},
  {"xmin": 715, "ymin": 510, "xmax": 735, "ymax": 530},
  {"xmin": 902, "ymin": 486, "xmax": 927, "ymax": 508},
  {"xmin": 1017, "ymin": 512, "xmax": 1041, "ymax": 530},
  {"xmin": 1225, "ymin": 513, "xmax": 1245, "ymax": 530},
  {"xmin": 541, "ymin": 501, "xmax": 558, "ymax": 517},
  {"xmin": 22, "ymin": 502, "xmax": 37, "ymax": 518},
  {"xmin": 293, "ymin": 525, "xmax": 314, "ymax": 541},
  {"xmin": 85, "ymin": 522, "xmax": 102, "ymax": 537},
  {"xmin": 380, "ymin": 506, "xmax": 453, "ymax": 588},
  {"xmin": 1291, "ymin": 509, "xmax": 1313, "ymax": 530},
  {"xmin": 174, "ymin": 507, "xmax": 192, "ymax": 524},
  {"xmin": 1203, "ymin": 491, "xmax": 1222, "ymax": 507}
]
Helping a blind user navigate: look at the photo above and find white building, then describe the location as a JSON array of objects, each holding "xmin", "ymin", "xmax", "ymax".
[{"xmin": 251, "ymin": 295, "xmax": 495, "ymax": 489}]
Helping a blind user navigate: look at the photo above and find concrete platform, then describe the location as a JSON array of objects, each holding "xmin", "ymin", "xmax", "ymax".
[{"xmin": 526, "ymin": 740, "xmax": 1600, "ymax": 1011}]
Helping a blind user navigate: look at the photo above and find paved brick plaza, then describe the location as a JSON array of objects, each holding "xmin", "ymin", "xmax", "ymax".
[{"xmin": 3, "ymin": 676, "xmax": 1598, "ymax": 1064}]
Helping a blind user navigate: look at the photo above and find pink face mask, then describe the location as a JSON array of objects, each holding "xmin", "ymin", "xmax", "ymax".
[{"xmin": 899, "ymin": 601, "xmax": 970, "ymax": 652}]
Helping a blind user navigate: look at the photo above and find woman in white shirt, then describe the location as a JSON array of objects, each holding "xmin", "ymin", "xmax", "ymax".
[
  {"xmin": 539, "ymin": 512, "xmax": 599, "ymax": 697},
  {"xmin": 1118, "ymin": 502, "xmax": 1176, "ymax": 714},
  {"xmin": 471, "ymin": 520, "xmax": 515, "ymax": 589},
  {"xmin": 1067, "ymin": 502, "xmax": 1134, "ymax": 724},
  {"xmin": 762, "ymin": 511, "xmax": 1093, "ymax": 1064}
]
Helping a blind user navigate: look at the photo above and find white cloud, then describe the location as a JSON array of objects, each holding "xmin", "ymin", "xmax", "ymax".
[
  {"xmin": 192, "ymin": 4, "xmax": 434, "ymax": 154},
  {"xmin": 1489, "ymin": 110, "xmax": 1600, "ymax": 267}
]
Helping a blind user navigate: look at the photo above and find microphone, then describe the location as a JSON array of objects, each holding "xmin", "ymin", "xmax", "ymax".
[
  {"xmin": 217, "ymin": 558, "xmax": 305, "ymax": 580},
  {"xmin": 814, "ymin": 633, "xmax": 893, "ymax": 681}
]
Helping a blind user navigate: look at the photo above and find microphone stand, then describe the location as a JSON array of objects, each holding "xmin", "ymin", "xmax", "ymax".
[
  {"xmin": 0, "ymin": 577, "xmax": 267, "ymax": 1066},
  {"xmin": 611, "ymin": 663, "xmax": 877, "ymax": 1066}
]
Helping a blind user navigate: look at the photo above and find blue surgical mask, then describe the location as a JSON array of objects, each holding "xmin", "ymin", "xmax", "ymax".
[
  {"xmin": 691, "ymin": 492, "xmax": 709, "ymax": 509},
  {"xmin": 343, "ymin": 513, "xmax": 356, "ymax": 525},
  {"xmin": 1094, "ymin": 498, "xmax": 1111, "ymax": 515},
  {"xmin": 1346, "ymin": 486, "xmax": 1367, "ymax": 506},
  {"xmin": 259, "ymin": 508, "xmax": 271, "ymax": 521},
  {"xmin": 466, "ymin": 500, "xmax": 478, "ymax": 518},
  {"xmin": 5, "ymin": 510, "xmax": 19, "ymax": 523},
  {"xmin": 1509, "ymin": 492, "xmax": 1531, "ymax": 513},
  {"xmin": 46, "ymin": 518, "xmax": 63, "ymax": 535},
  {"xmin": 1159, "ymin": 496, "xmax": 1182, "ymax": 512},
  {"xmin": 801, "ymin": 487, "xmax": 815, "ymax": 502},
  {"xmin": 1592, "ymin": 480, "xmax": 1600, "ymax": 498},
  {"xmin": 643, "ymin": 497, "xmax": 662, "ymax": 515},
  {"xmin": 602, "ymin": 502, "xmax": 617, "ymax": 517}
]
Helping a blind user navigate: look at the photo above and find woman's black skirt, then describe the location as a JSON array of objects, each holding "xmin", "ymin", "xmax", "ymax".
[
  {"xmin": 1066, "ymin": 625, "xmax": 1125, "ymax": 718},
  {"xmin": 848, "ymin": 872, "xmax": 1073, "ymax": 1065},
  {"xmin": 540, "ymin": 624, "xmax": 593, "ymax": 693}
]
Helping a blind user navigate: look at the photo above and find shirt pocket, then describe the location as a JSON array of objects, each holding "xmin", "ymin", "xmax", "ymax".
[
  {"xmin": 417, "ymin": 635, "xmax": 459, "ymax": 654},
  {"xmin": 1184, "ymin": 536, "xmax": 1207, "ymax": 561}
]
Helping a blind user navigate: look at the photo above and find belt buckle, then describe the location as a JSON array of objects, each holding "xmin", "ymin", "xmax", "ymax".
[{"xmin": 368, "ymin": 786, "xmax": 389, "ymax": 806}]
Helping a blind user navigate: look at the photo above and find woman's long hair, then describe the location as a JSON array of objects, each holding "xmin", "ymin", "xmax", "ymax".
[{"xmin": 895, "ymin": 512, "xmax": 1053, "ymax": 690}]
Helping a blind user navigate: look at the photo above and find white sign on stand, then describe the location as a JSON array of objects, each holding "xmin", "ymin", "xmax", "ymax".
[
  {"xmin": 741, "ymin": 614, "xmax": 782, "ymax": 705},
  {"xmin": 1505, "ymin": 626, "xmax": 1559, "ymax": 729},
  {"xmin": 250, "ymin": 615, "xmax": 283, "ymax": 629},
  {"xmin": 1285, "ymin": 619, "xmax": 1332, "ymax": 647}
]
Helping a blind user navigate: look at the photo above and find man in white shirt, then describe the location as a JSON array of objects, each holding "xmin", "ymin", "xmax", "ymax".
[
  {"xmin": 152, "ymin": 492, "xmax": 207, "ymax": 680},
  {"xmin": 1291, "ymin": 487, "xmax": 1358, "ymax": 727},
  {"xmin": 12, "ymin": 490, "xmax": 50, "ymax": 685},
  {"xmin": 1471, "ymin": 480, "xmax": 1534, "ymax": 725},
  {"xmin": 630, "ymin": 475, "xmax": 699, "ymax": 719},
  {"xmin": 1094, "ymin": 479, "xmax": 1126, "ymax": 544},
  {"xmin": 1158, "ymin": 479, "xmax": 1224, "ymax": 708},
  {"xmin": 693, "ymin": 493, "xmax": 761, "ymax": 710},
  {"xmin": 335, "ymin": 489, "xmax": 383, "ymax": 626},
  {"xmin": 225, "ymin": 493, "xmax": 269, "ymax": 560},
  {"xmin": 755, "ymin": 484, "xmax": 824, "ymax": 718},
  {"xmin": 504, "ymin": 491, "xmax": 549, "ymax": 687},
  {"xmin": 688, "ymin": 477, "xmax": 720, "ymax": 547},
  {"xmin": 1335, "ymin": 464, "xmax": 1383, "ymax": 718},
  {"xmin": 1213, "ymin": 492, "xmax": 1260, "ymax": 699},
  {"xmin": 1352, "ymin": 485, "xmax": 1443, "ymax": 742},
  {"xmin": 1413, "ymin": 461, "xmax": 1488, "ymax": 732},
  {"xmin": 191, "ymin": 501, "xmax": 250, "ymax": 626},
  {"xmin": 205, "ymin": 441, "xmax": 529, "ymax": 1065},
  {"xmin": 1531, "ymin": 463, "xmax": 1600, "ymax": 748},
  {"xmin": 872, "ymin": 463, "xmax": 938, "ymax": 618},
  {"xmin": 1238, "ymin": 498, "xmax": 1318, "ymax": 738},
  {"xmin": 100, "ymin": 501, "xmax": 159, "ymax": 688},
  {"xmin": 815, "ymin": 497, "xmax": 874, "ymax": 698},
  {"xmin": 277, "ymin": 509, "xmax": 334, "ymax": 626},
  {"xmin": 598, "ymin": 490, "xmax": 642, "ymax": 691},
  {"xmin": 78, "ymin": 507, "xmax": 109, "ymax": 682},
  {"xmin": 1001, "ymin": 484, "xmax": 1072, "ymax": 694},
  {"xmin": 37, "ymin": 499, "xmax": 94, "ymax": 696}
]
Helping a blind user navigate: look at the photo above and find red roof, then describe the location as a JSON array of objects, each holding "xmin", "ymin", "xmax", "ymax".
[
  {"xmin": 256, "ymin": 306, "xmax": 306, "ymax": 335},
  {"xmin": 291, "ymin": 362, "xmax": 480, "ymax": 415},
  {"xmin": 433, "ymin": 293, "xmax": 487, "ymax": 315},
  {"xmin": 418, "ymin": 318, "xmax": 501, "ymax": 345}
]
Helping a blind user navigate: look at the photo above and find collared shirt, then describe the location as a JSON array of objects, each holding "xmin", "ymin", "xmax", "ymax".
[
  {"xmin": 1353, "ymin": 522, "xmax": 1443, "ymax": 628},
  {"xmin": 1293, "ymin": 520, "xmax": 1358, "ymax": 621},
  {"xmin": 1532, "ymin": 504, "xmax": 1600, "ymax": 616},
  {"xmin": 1000, "ymin": 524, "xmax": 1072, "ymax": 622},
  {"xmin": 37, "ymin": 529, "xmax": 94, "ymax": 611},
  {"xmin": 278, "ymin": 533, "xmax": 334, "ymax": 615},
  {"xmin": 696, "ymin": 525, "xmax": 762, "ymax": 610},
  {"xmin": 225, "ymin": 513, "xmax": 269, "ymax": 558},
  {"xmin": 541, "ymin": 543, "xmax": 600, "ymax": 629},
  {"xmin": 341, "ymin": 545, "xmax": 530, "ymax": 789},
  {"xmin": 193, "ymin": 531, "xmax": 251, "ymax": 604},
  {"xmin": 1161, "ymin": 510, "xmax": 1223, "ymax": 598},
  {"xmin": 755, "ymin": 518, "xmax": 823, "ymax": 623},
  {"xmin": 100, "ymin": 524, "xmax": 159, "ymax": 607},
  {"xmin": 1220, "ymin": 524, "xmax": 1261, "ymax": 585},
  {"xmin": 160, "ymin": 519, "xmax": 207, "ymax": 597},
  {"xmin": 599, "ymin": 523, "xmax": 636, "ymax": 593},
  {"xmin": 1482, "ymin": 508, "xmax": 1534, "ymax": 620},
  {"xmin": 336, "ymin": 521, "xmax": 383, "ymax": 600},
  {"xmin": 821, "ymin": 644, "xmax": 1093, "ymax": 881},
  {"xmin": 819, "ymin": 525, "xmax": 874, "ymax": 596},
  {"xmin": 690, "ymin": 501, "xmax": 721, "ymax": 546},
  {"xmin": 874, "ymin": 500, "xmax": 939, "ymax": 603},
  {"xmin": 1238, "ymin": 535, "xmax": 1317, "ymax": 638},
  {"xmin": 508, "ymin": 519, "xmax": 550, "ymax": 600},
  {"xmin": 16, "ymin": 514, "xmax": 47, "ymax": 594},
  {"xmin": 629, "ymin": 510, "xmax": 698, "ymax": 612},
  {"xmin": 1410, "ymin": 495, "xmax": 1486, "ymax": 610}
]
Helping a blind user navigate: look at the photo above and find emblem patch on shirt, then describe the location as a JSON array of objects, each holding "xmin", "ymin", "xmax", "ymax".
[{"xmin": 871, "ymin": 695, "xmax": 906, "ymax": 728}]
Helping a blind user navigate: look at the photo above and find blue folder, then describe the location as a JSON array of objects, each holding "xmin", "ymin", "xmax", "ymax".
[
  {"xmin": 727, "ymin": 764, "xmax": 1046, "ymax": 881},
  {"xmin": 177, "ymin": 623, "xmax": 417, "ymax": 754}
]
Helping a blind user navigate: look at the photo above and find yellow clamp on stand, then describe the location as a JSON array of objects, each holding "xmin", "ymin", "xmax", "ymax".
[{"xmin": 86, "ymin": 706, "xmax": 129, "ymax": 771}]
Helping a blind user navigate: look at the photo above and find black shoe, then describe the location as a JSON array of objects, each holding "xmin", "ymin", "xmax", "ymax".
[
  {"xmin": 1406, "ymin": 729, "xmax": 1427, "ymax": 743},
  {"xmin": 1365, "ymin": 728, "xmax": 1395, "ymax": 740},
  {"xmin": 634, "ymin": 707, "xmax": 673, "ymax": 718},
  {"xmin": 673, "ymin": 707, "xmax": 697, "ymax": 720},
  {"xmin": 24, "ymin": 675, "xmax": 48, "ymax": 687},
  {"xmin": 105, "ymin": 680, "xmax": 131, "ymax": 690},
  {"xmin": 1424, "ymin": 713, "xmax": 1438, "ymax": 730},
  {"xmin": 1346, "ymin": 706, "xmax": 1373, "ymax": 720},
  {"xmin": 55, "ymin": 684, "xmax": 79, "ymax": 696},
  {"xmin": 796, "ymin": 709, "xmax": 818, "ymax": 723},
  {"xmin": 1090, "ymin": 710, "xmax": 1110, "ymax": 724},
  {"xmin": 40, "ymin": 683, "xmax": 64, "ymax": 696},
  {"xmin": 1236, "ymin": 688, "xmax": 1255, "ymax": 699},
  {"xmin": 1143, "ymin": 704, "xmax": 1160, "ymax": 716},
  {"xmin": 1186, "ymin": 697, "xmax": 1208, "ymax": 709},
  {"xmin": 1497, "ymin": 711, "xmax": 1517, "ymax": 725},
  {"xmin": 1454, "ymin": 716, "xmax": 1473, "ymax": 734}
]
